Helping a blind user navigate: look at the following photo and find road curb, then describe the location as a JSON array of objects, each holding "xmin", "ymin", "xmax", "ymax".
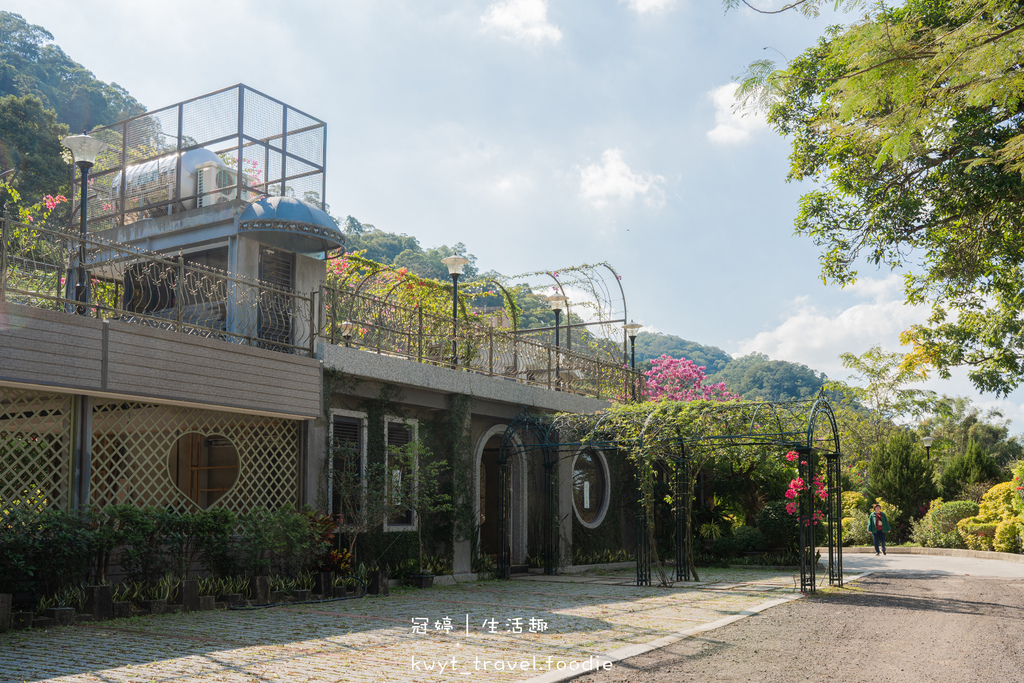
[{"xmin": 825, "ymin": 546, "xmax": 1024, "ymax": 564}]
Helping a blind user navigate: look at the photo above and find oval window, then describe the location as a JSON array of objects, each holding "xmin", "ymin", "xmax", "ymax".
[
  {"xmin": 572, "ymin": 450, "xmax": 608, "ymax": 528},
  {"xmin": 167, "ymin": 432, "xmax": 239, "ymax": 508}
]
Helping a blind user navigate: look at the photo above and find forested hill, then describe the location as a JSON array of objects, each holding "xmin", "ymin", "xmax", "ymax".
[
  {"xmin": 0, "ymin": 12, "xmax": 146, "ymax": 208},
  {"xmin": 634, "ymin": 331, "xmax": 827, "ymax": 402},
  {"xmin": 634, "ymin": 331, "xmax": 732, "ymax": 375},
  {"xmin": 0, "ymin": 12, "xmax": 144, "ymax": 132}
]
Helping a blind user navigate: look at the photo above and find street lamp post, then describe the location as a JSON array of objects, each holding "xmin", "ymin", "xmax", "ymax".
[
  {"xmin": 441, "ymin": 256, "xmax": 470, "ymax": 367},
  {"xmin": 340, "ymin": 320, "xmax": 357, "ymax": 348},
  {"xmin": 62, "ymin": 133, "xmax": 108, "ymax": 315},
  {"xmin": 547, "ymin": 295, "xmax": 568, "ymax": 386},
  {"xmin": 624, "ymin": 321, "xmax": 642, "ymax": 401},
  {"xmin": 922, "ymin": 435, "xmax": 935, "ymax": 460}
]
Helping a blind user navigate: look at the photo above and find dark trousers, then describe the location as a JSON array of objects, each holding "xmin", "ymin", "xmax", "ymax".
[{"xmin": 872, "ymin": 531, "xmax": 886, "ymax": 554}]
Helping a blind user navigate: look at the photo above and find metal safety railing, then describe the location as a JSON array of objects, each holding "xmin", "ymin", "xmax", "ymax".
[
  {"xmin": 2, "ymin": 214, "xmax": 641, "ymax": 399},
  {"xmin": 321, "ymin": 285, "xmax": 639, "ymax": 399},
  {"xmin": 1, "ymin": 216, "xmax": 316, "ymax": 356}
]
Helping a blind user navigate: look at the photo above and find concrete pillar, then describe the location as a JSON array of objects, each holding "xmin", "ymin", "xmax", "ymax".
[
  {"xmin": 84, "ymin": 585, "xmax": 112, "ymax": 621},
  {"xmin": 305, "ymin": 417, "xmax": 328, "ymax": 510},
  {"xmin": 0, "ymin": 594, "xmax": 11, "ymax": 632},
  {"xmin": 255, "ymin": 576, "xmax": 270, "ymax": 604},
  {"xmin": 74, "ymin": 395, "xmax": 93, "ymax": 509},
  {"xmin": 180, "ymin": 579, "xmax": 199, "ymax": 612}
]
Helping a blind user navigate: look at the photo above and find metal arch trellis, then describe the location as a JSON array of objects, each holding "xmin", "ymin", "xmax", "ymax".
[
  {"xmin": 493, "ymin": 395, "xmax": 843, "ymax": 594},
  {"xmin": 506, "ymin": 262, "xmax": 629, "ymax": 362}
]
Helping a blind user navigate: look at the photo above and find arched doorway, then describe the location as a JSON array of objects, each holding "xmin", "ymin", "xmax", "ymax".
[{"xmin": 475, "ymin": 425, "xmax": 526, "ymax": 568}]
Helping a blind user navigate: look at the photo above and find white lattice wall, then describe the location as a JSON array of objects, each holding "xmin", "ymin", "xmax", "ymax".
[
  {"xmin": 0, "ymin": 388, "xmax": 75, "ymax": 512},
  {"xmin": 89, "ymin": 400, "xmax": 300, "ymax": 513}
]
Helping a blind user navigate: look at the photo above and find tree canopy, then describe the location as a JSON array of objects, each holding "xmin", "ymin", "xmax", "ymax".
[
  {"xmin": 342, "ymin": 216, "xmax": 479, "ymax": 280},
  {"xmin": 0, "ymin": 12, "xmax": 144, "ymax": 132},
  {"xmin": 868, "ymin": 430, "xmax": 937, "ymax": 520},
  {"xmin": 738, "ymin": 0, "xmax": 1024, "ymax": 395},
  {"xmin": 711, "ymin": 352, "xmax": 827, "ymax": 401},
  {"xmin": 633, "ymin": 332, "xmax": 732, "ymax": 375},
  {"xmin": 0, "ymin": 94, "xmax": 70, "ymax": 207}
]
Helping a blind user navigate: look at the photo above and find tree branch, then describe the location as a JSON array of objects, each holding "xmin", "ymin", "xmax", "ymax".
[{"xmin": 741, "ymin": 0, "xmax": 814, "ymax": 14}]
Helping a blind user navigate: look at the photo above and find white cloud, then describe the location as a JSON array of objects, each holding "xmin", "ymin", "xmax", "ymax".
[
  {"xmin": 578, "ymin": 149, "xmax": 665, "ymax": 209},
  {"xmin": 481, "ymin": 0, "xmax": 562, "ymax": 44},
  {"xmin": 620, "ymin": 0, "xmax": 675, "ymax": 14},
  {"xmin": 489, "ymin": 172, "xmax": 533, "ymax": 198},
  {"xmin": 734, "ymin": 275, "xmax": 929, "ymax": 379},
  {"xmin": 706, "ymin": 82, "xmax": 768, "ymax": 144}
]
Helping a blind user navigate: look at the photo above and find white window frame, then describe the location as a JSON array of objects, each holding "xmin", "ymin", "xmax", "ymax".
[
  {"xmin": 329, "ymin": 409, "xmax": 368, "ymax": 528},
  {"xmin": 571, "ymin": 448, "xmax": 611, "ymax": 529},
  {"xmin": 383, "ymin": 416, "xmax": 419, "ymax": 532}
]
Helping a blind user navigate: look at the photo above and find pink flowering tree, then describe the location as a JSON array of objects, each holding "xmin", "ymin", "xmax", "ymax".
[{"xmin": 644, "ymin": 355, "xmax": 739, "ymax": 403}]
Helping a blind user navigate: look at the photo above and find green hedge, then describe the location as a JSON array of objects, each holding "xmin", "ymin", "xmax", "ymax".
[
  {"xmin": 911, "ymin": 499, "xmax": 979, "ymax": 549},
  {"xmin": 0, "ymin": 505, "xmax": 334, "ymax": 602}
]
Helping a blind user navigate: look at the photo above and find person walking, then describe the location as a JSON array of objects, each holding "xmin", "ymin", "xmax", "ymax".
[{"xmin": 868, "ymin": 503, "xmax": 890, "ymax": 555}]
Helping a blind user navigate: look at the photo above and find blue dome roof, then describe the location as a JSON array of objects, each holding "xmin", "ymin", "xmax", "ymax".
[{"xmin": 238, "ymin": 196, "xmax": 344, "ymax": 256}]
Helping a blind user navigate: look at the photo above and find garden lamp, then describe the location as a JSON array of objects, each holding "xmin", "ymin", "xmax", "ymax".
[
  {"xmin": 547, "ymin": 294, "xmax": 568, "ymax": 386},
  {"xmin": 62, "ymin": 132, "xmax": 108, "ymax": 314},
  {"xmin": 441, "ymin": 256, "xmax": 470, "ymax": 367},
  {"xmin": 624, "ymin": 321, "xmax": 643, "ymax": 401},
  {"xmin": 922, "ymin": 435, "xmax": 935, "ymax": 460},
  {"xmin": 340, "ymin": 320, "xmax": 357, "ymax": 348}
]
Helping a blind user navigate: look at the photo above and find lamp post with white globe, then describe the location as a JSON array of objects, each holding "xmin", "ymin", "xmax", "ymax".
[
  {"xmin": 441, "ymin": 256, "xmax": 470, "ymax": 367},
  {"xmin": 62, "ymin": 133, "xmax": 108, "ymax": 314}
]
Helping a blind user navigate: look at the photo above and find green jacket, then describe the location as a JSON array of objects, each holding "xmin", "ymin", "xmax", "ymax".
[{"xmin": 868, "ymin": 511, "xmax": 890, "ymax": 534}]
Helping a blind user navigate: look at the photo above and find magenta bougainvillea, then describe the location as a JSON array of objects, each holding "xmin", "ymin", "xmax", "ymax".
[
  {"xmin": 643, "ymin": 355, "xmax": 738, "ymax": 403},
  {"xmin": 783, "ymin": 450, "xmax": 828, "ymax": 525}
]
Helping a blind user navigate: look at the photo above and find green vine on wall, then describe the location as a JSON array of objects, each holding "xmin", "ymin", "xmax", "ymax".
[{"xmin": 442, "ymin": 393, "xmax": 474, "ymax": 544}]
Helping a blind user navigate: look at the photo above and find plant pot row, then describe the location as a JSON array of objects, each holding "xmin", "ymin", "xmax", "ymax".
[{"xmin": 0, "ymin": 574, "xmax": 374, "ymax": 633}]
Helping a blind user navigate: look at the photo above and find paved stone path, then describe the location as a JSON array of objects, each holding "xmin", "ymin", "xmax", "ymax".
[{"xmin": 0, "ymin": 568, "xmax": 809, "ymax": 683}]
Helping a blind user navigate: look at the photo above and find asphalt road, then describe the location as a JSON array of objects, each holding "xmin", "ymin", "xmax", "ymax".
[{"xmin": 570, "ymin": 555, "xmax": 1024, "ymax": 683}]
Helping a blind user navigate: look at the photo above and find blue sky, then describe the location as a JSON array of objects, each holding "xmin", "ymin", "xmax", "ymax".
[{"xmin": 12, "ymin": 0, "xmax": 1024, "ymax": 430}]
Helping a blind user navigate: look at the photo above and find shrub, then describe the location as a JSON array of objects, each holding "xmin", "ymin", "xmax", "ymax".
[
  {"xmin": 112, "ymin": 506, "xmax": 169, "ymax": 584},
  {"xmin": 265, "ymin": 507, "xmax": 317, "ymax": 578},
  {"xmin": 869, "ymin": 431, "xmax": 936, "ymax": 523},
  {"xmin": 940, "ymin": 439, "xmax": 1002, "ymax": 499},
  {"xmin": 0, "ymin": 507, "xmax": 94, "ymax": 598},
  {"xmin": 957, "ymin": 519, "xmax": 997, "ymax": 550},
  {"xmin": 841, "ymin": 491, "xmax": 868, "ymax": 518},
  {"xmin": 994, "ymin": 518, "xmax": 1022, "ymax": 554},
  {"xmin": 712, "ymin": 535, "xmax": 739, "ymax": 558},
  {"xmin": 733, "ymin": 525, "xmax": 767, "ymax": 553},
  {"xmin": 756, "ymin": 501, "xmax": 798, "ymax": 551},
  {"xmin": 911, "ymin": 499, "xmax": 978, "ymax": 548},
  {"xmin": 1011, "ymin": 462, "xmax": 1024, "ymax": 515},
  {"xmin": 977, "ymin": 482, "xmax": 1017, "ymax": 522},
  {"xmin": 842, "ymin": 516, "xmax": 871, "ymax": 546}
]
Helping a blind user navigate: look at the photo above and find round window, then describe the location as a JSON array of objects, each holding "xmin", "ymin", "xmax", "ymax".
[
  {"xmin": 167, "ymin": 432, "xmax": 239, "ymax": 508},
  {"xmin": 572, "ymin": 450, "xmax": 608, "ymax": 528}
]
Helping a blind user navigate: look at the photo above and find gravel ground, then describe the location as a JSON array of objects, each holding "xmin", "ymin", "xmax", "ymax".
[{"xmin": 572, "ymin": 572, "xmax": 1024, "ymax": 683}]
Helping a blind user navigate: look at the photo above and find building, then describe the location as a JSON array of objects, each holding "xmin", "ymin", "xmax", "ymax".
[{"xmin": 0, "ymin": 85, "xmax": 637, "ymax": 577}]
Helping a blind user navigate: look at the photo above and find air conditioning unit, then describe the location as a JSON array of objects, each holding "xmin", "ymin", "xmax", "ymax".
[{"xmin": 196, "ymin": 162, "xmax": 238, "ymax": 207}]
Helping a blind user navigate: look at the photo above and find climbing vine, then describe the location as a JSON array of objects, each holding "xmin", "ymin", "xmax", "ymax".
[{"xmin": 551, "ymin": 396, "xmax": 839, "ymax": 582}]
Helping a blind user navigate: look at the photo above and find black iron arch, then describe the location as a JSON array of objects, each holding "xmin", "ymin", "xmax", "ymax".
[{"xmin": 494, "ymin": 395, "xmax": 843, "ymax": 593}]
